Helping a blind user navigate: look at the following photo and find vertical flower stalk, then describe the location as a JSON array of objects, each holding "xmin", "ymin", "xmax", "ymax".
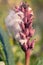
[
  {"xmin": 5, "ymin": 2, "xmax": 36, "ymax": 65},
  {"xmin": 18, "ymin": 2, "xmax": 35, "ymax": 65}
]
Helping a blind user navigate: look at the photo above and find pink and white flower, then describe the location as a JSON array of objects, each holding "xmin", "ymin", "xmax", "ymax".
[{"xmin": 5, "ymin": 2, "xmax": 35, "ymax": 52}]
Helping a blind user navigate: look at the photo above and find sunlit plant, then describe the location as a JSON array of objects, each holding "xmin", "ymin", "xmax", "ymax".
[{"xmin": 5, "ymin": 1, "xmax": 36, "ymax": 65}]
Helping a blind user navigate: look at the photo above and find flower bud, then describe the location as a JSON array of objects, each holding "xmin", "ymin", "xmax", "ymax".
[{"xmin": 22, "ymin": 43, "xmax": 28, "ymax": 52}]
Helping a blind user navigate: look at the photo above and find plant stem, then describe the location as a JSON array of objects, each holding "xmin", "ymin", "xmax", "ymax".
[{"xmin": 25, "ymin": 49, "xmax": 31, "ymax": 65}]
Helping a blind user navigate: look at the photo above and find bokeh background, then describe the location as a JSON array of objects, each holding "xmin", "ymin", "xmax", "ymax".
[{"xmin": 0, "ymin": 0, "xmax": 43, "ymax": 65}]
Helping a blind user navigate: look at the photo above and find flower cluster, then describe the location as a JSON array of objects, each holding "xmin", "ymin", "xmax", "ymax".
[
  {"xmin": 5, "ymin": 2, "xmax": 35, "ymax": 52},
  {"xmin": 18, "ymin": 2, "xmax": 35, "ymax": 52}
]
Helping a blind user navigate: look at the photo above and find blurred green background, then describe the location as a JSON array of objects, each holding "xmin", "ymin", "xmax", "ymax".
[{"xmin": 0, "ymin": 0, "xmax": 43, "ymax": 65}]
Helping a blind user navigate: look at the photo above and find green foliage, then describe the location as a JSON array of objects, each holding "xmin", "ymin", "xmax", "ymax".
[
  {"xmin": 0, "ymin": 42, "xmax": 6, "ymax": 61},
  {"xmin": 0, "ymin": 27, "xmax": 15, "ymax": 65}
]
